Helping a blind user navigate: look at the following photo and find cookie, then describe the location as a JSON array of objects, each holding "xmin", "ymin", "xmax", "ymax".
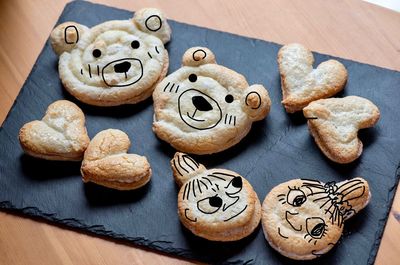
[
  {"xmin": 19, "ymin": 100, "xmax": 90, "ymax": 161},
  {"xmin": 50, "ymin": 8, "xmax": 171, "ymax": 106},
  {"xmin": 278, "ymin": 43, "xmax": 347, "ymax": 113},
  {"xmin": 81, "ymin": 129, "xmax": 151, "ymax": 190},
  {"xmin": 153, "ymin": 47, "xmax": 271, "ymax": 154},
  {"xmin": 303, "ymin": 96, "xmax": 380, "ymax": 164},
  {"xmin": 262, "ymin": 177, "xmax": 370, "ymax": 260},
  {"xmin": 171, "ymin": 152, "xmax": 261, "ymax": 241}
]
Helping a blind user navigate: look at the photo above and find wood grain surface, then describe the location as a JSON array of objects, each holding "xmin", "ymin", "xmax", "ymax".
[{"xmin": 0, "ymin": 0, "xmax": 399, "ymax": 264}]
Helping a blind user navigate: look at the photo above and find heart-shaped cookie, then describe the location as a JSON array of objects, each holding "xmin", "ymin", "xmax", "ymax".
[
  {"xmin": 19, "ymin": 100, "xmax": 90, "ymax": 161},
  {"xmin": 81, "ymin": 129, "xmax": 151, "ymax": 190},
  {"xmin": 278, "ymin": 43, "xmax": 347, "ymax": 113},
  {"xmin": 303, "ymin": 96, "xmax": 380, "ymax": 164}
]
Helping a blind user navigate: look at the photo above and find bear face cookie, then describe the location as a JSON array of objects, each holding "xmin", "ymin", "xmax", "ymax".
[
  {"xmin": 170, "ymin": 152, "xmax": 261, "ymax": 241},
  {"xmin": 19, "ymin": 100, "xmax": 90, "ymax": 161},
  {"xmin": 153, "ymin": 47, "xmax": 271, "ymax": 155},
  {"xmin": 81, "ymin": 129, "xmax": 151, "ymax": 190},
  {"xmin": 50, "ymin": 8, "xmax": 171, "ymax": 106},
  {"xmin": 262, "ymin": 178, "xmax": 370, "ymax": 260},
  {"xmin": 303, "ymin": 96, "xmax": 380, "ymax": 164},
  {"xmin": 278, "ymin": 43, "xmax": 347, "ymax": 113}
]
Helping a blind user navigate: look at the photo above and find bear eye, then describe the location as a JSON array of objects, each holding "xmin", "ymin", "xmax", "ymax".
[
  {"xmin": 92, "ymin": 49, "xmax": 102, "ymax": 58},
  {"xmin": 131, "ymin": 40, "xmax": 140, "ymax": 49},
  {"xmin": 225, "ymin": 94, "xmax": 234, "ymax": 103},
  {"xmin": 189, "ymin": 74, "xmax": 197, "ymax": 82},
  {"xmin": 287, "ymin": 189, "xmax": 306, "ymax": 207}
]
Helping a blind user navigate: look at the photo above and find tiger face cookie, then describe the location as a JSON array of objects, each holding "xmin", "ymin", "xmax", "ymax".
[
  {"xmin": 153, "ymin": 47, "xmax": 271, "ymax": 155},
  {"xmin": 303, "ymin": 96, "xmax": 380, "ymax": 164},
  {"xmin": 262, "ymin": 178, "xmax": 370, "ymax": 260},
  {"xmin": 19, "ymin": 100, "xmax": 90, "ymax": 161},
  {"xmin": 81, "ymin": 129, "xmax": 151, "ymax": 190},
  {"xmin": 278, "ymin": 43, "xmax": 347, "ymax": 113},
  {"xmin": 171, "ymin": 152, "xmax": 261, "ymax": 241},
  {"xmin": 50, "ymin": 8, "xmax": 171, "ymax": 106}
]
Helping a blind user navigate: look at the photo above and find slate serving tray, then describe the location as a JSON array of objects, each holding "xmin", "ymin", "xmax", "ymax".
[{"xmin": 1, "ymin": 1, "xmax": 400, "ymax": 264}]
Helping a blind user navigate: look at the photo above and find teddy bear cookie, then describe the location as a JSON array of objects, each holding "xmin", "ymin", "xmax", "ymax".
[
  {"xmin": 50, "ymin": 8, "xmax": 171, "ymax": 106},
  {"xmin": 262, "ymin": 177, "xmax": 370, "ymax": 260},
  {"xmin": 303, "ymin": 96, "xmax": 380, "ymax": 164},
  {"xmin": 19, "ymin": 100, "xmax": 90, "ymax": 161},
  {"xmin": 153, "ymin": 47, "xmax": 271, "ymax": 154},
  {"xmin": 278, "ymin": 43, "xmax": 348, "ymax": 113},
  {"xmin": 81, "ymin": 129, "xmax": 151, "ymax": 190},
  {"xmin": 170, "ymin": 152, "xmax": 261, "ymax": 241}
]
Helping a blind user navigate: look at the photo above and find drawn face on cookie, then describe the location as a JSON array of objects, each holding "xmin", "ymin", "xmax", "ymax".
[
  {"xmin": 153, "ymin": 47, "xmax": 271, "ymax": 154},
  {"xmin": 51, "ymin": 8, "xmax": 171, "ymax": 106},
  {"xmin": 171, "ymin": 152, "xmax": 261, "ymax": 241},
  {"xmin": 262, "ymin": 178, "xmax": 370, "ymax": 260}
]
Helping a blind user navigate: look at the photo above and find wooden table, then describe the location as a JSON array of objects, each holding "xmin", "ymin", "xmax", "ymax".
[{"xmin": 0, "ymin": 0, "xmax": 399, "ymax": 264}]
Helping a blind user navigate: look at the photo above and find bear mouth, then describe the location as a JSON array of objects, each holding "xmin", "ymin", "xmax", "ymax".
[{"xmin": 101, "ymin": 58, "xmax": 143, "ymax": 87}]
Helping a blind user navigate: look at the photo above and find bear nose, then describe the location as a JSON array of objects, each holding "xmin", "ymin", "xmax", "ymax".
[
  {"xmin": 192, "ymin": 96, "xmax": 213, "ymax": 111},
  {"xmin": 114, "ymin": 61, "xmax": 131, "ymax": 73}
]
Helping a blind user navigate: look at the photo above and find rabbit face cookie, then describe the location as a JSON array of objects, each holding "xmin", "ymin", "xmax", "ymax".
[
  {"xmin": 171, "ymin": 152, "xmax": 261, "ymax": 241},
  {"xmin": 153, "ymin": 47, "xmax": 271, "ymax": 155},
  {"xmin": 262, "ymin": 178, "xmax": 370, "ymax": 260},
  {"xmin": 51, "ymin": 8, "xmax": 171, "ymax": 106}
]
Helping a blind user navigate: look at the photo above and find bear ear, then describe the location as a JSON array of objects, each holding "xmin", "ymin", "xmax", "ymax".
[
  {"xmin": 182, "ymin": 47, "xmax": 216, "ymax": 67},
  {"xmin": 50, "ymin": 22, "xmax": 89, "ymax": 56},
  {"xmin": 170, "ymin": 152, "xmax": 206, "ymax": 187},
  {"xmin": 242, "ymin": 85, "xmax": 271, "ymax": 121},
  {"xmin": 133, "ymin": 8, "xmax": 171, "ymax": 44}
]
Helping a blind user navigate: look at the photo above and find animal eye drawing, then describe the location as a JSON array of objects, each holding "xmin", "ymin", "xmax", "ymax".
[
  {"xmin": 262, "ymin": 178, "xmax": 370, "ymax": 260},
  {"xmin": 153, "ymin": 47, "xmax": 271, "ymax": 155},
  {"xmin": 171, "ymin": 152, "xmax": 261, "ymax": 242},
  {"xmin": 50, "ymin": 8, "xmax": 171, "ymax": 106}
]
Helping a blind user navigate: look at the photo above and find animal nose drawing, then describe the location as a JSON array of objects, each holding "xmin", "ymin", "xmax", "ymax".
[
  {"xmin": 114, "ymin": 61, "xmax": 131, "ymax": 77},
  {"xmin": 192, "ymin": 96, "xmax": 213, "ymax": 112}
]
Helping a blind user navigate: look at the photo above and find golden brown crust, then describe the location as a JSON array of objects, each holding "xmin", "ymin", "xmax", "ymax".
[
  {"xmin": 262, "ymin": 178, "xmax": 370, "ymax": 260},
  {"xmin": 171, "ymin": 152, "xmax": 261, "ymax": 241},
  {"xmin": 277, "ymin": 43, "xmax": 347, "ymax": 113},
  {"xmin": 152, "ymin": 47, "xmax": 271, "ymax": 155},
  {"xmin": 81, "ymin": 129, "xmax": 151, "ymax": 190},
  {"xmin": 18, "ymin": 100, "xmax": 89, "ymax": 161},
  {"xmin": 303, "ymin": 96, "xmax": 380, "ymax": 163}
]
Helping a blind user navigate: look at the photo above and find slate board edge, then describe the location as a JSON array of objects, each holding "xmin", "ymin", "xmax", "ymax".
[{"xmin": 0, "ymin": 1, "xmax": 398, "ymax": 264}]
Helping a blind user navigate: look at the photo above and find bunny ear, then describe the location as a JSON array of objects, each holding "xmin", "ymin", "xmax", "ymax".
[
  {"xmin": 133, "ymin": 8, "xmax": 171, "ymax": 44},
  {"xmin": 170, "ymin": 152, "xmax": 206, "ymax": 186},
  {"xmin": 50, "ymin": 22, "xmax": 89, "ymax": 56},
  {"xmin": 337, "ymin": 177, "xmax": 370, "ymax": 221}
]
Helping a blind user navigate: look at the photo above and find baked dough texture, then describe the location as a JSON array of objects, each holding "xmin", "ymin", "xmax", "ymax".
[
  {"xmin": 153, "ymin": 47, "xmax": 271, "ymax": 155},
  {"xmin": 171, "ymin": 152, "xmax": 261, "ymax": 241},
  {"xmin": 262, "ymin": 178, "xmax": 370, "ymax": 260},
  {"xmin": 81, "ymin": 129, "xmax": 151, "ymax": 190},
  {"xmin": 278, "ymin": 43, "xmax": 347, "ymax": 113},
  {"xmin": 303, "ymin": 96, "xmax": 380, "ymax": 164},
  {"xmin": 19, "ymin": 100, "xmax": 90, "ymax": 161},
  {"xmin": 50, "ymin": 8, "xmax": 171, "ymax": 106}
]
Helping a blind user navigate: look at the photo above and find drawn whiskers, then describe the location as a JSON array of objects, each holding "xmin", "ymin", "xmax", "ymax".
[
  {"xmin": 163, "ymin": 82, "xmax": 180, "ymax": 93},
  {"xmin": 81, "ymin": 64, "xmax": 101, "ymax": 79},
  {"xmin": 224, "ymin": 114, "xmax": 236, "ymax": 126}
]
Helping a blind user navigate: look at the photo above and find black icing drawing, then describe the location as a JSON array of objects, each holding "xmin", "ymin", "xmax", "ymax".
[
  {"xmin": 181, "ymin": 172, "xmax": 247, "ymax": 222},
  {"xmin": 245, "ymin": 91, "xmax": 262, "ymax": 109},
  {"xmin": 101, "ymin": 58, "xmax": 143, "ymax": 87},
  {"xmin": 145, "ymin": 15, "xmax": 162, "ymax": 32},
  {"xmin": 178, "ymin": 89, "xmax": 223, "ymax": 130},
  {"xmin": 64, "ymin": 25, "xmax": 79, "ymax": 44},
  {"xmin": 276, "ymin": 179, "xmax": 367, "ymax": 247},
  {"xmin": 192, "ymin": 49, "xmax": 207, "ymax": 61}
]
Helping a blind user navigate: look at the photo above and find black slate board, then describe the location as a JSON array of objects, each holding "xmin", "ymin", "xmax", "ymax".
[{"xmin": 1, "ymin": 1, "xmax": 400, "ymax": 264}]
